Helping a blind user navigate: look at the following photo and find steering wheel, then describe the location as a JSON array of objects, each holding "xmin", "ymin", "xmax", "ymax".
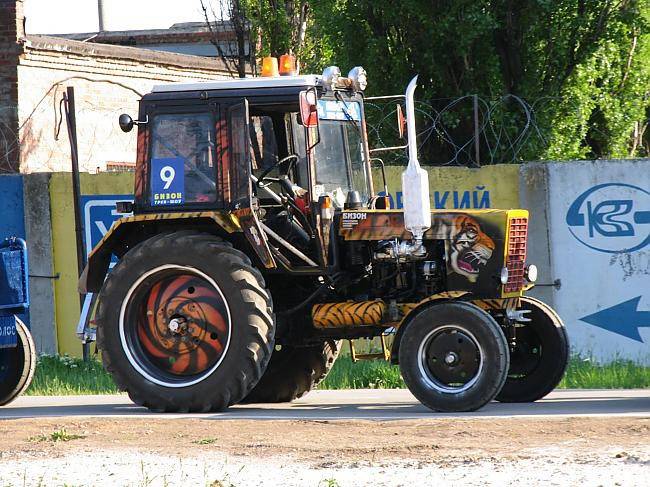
[{"xmin": 256, "ymin": 154, "xmax": 299, "ymax": 186}]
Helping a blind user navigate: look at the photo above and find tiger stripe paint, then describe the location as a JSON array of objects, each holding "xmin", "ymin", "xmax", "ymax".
[
  {"xmin": 312, "ymin": 300, "xmax": 386, "ymax": 328},
  {"xmin": 311, "ymin": 293, "xmax": 521, "ymax": 330}
]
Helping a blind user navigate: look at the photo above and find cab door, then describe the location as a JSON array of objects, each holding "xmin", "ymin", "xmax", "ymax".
[
  {"xmin": 226, "ymin": 100, "xmax": 276, "ymax": 269},
  {"xmin": 226, "ymin": 100, "xmax": 252, "ymax": 210}
]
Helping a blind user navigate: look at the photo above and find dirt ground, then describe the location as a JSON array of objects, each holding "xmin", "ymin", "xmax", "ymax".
[{"xmin": 0, "ymin": 416, "xmax": 648, "ymax": 486}]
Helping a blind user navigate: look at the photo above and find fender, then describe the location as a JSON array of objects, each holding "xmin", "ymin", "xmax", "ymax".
[
  {"xmin": 390, "ymin": 291, "xmax": 469, "ymax": 364},
  {"xmin": 78, "ymin": 211, "xmax": 241, "ymax": 294}
]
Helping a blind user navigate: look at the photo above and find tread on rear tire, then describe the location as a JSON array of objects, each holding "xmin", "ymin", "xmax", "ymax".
[
  {"xmin": 242, "ymin": 340, "xmax": 340, "ymax": 403},
  {"xmin": 96, "ymin": 232, "xmax": 274, "ymax": 412},
  {"xmin": 496, "ymin": 296, "xmax": 569, "ymax": 403}
]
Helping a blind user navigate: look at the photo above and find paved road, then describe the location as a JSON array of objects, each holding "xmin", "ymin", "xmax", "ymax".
[{"xmin": 1, "ymin": 389, "xmax": 648, "ymax": 420}]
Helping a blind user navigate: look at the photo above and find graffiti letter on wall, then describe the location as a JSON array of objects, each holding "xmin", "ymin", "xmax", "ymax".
[{"xmin": 566, "ymin": 183, "xmax": 650, "ymax": 253}]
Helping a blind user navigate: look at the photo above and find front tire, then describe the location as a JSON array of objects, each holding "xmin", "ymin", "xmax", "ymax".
[
  {"xmin": 399, "ymin": 302, "xmax": 509, "ymax": 412},
  {"xmin": 96, "ymin": 232, "xmax": 274, "ymax": 412},
  {"xmin": 242, "ymin": 340, "xmax": 341, "ymax": 403},
  {"xmin": 496, "ymin": 297, "xmax": 569, "ymax": 403},
  {"xmin": 0, "ymin": 318, "xmax": 36, "ymax": 406}
]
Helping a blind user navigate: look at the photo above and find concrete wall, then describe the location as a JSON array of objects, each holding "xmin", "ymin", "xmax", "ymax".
[
  {"xmin": 49, "ymin": 172, "xmax": 133, "ymax": 356},
  {"xmin": 522, "ymin": 159, "xmax": 650, "ymax": 364},
  {"xmin": 1, "ymin": 159, "xmax": 649, "ymax": 363},
  {"xmin": 23, "ymin": 173, "xmax": 57, "ymax": 353},
  {"xmin": 375, "ymin": 164, "xmax": 520, "ymax": 210}
]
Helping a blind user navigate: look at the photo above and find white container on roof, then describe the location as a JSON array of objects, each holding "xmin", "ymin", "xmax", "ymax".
[{"xmin": 152, "ymin": 75, "xmax": 322, "ymax": 93}]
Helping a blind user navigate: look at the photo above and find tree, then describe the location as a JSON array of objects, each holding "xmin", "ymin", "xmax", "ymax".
[
  {"xmin": 247, "ymin": 1, "xmax": 310, "ymax": 61},
  {"xmin": 200, "ymin": 0, "xmax": 252, "ymax": 78},
  {"xmin": 308, "ymin": 0, "xmax": 649, "ymax": 162},
  {"xmin": 201, "ymin": 1, "xmax": 311, "ymax": 75}
]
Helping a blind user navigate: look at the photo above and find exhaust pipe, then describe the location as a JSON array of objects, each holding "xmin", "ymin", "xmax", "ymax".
[{"xmin": 401, "ymin": 76, "xmax": 431, "ymax": 241}]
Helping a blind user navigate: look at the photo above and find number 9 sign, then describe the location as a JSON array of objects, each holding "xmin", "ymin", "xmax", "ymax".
[
  {"xmin": 160, "ymin": 166, "xmax": 176, "ymax": 190},
  {"xmin": 150, "ymin": 157, "xmax": 185, "ymax": 205}
]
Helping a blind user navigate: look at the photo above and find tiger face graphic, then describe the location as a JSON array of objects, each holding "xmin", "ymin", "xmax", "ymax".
[{"xmin": 446, "ymin": 215, "xmax": 495, "ymax": 283}]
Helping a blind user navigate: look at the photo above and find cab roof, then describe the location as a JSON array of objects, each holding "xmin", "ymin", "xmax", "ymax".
[{"xmin": 152, "ymin": 75, "xmax": 323, "ymax": 93}]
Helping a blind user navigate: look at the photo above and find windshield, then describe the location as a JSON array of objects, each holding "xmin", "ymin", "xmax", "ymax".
[{"xmin": 311, "ymin": 99, "xmax": 370, "ymax": 207}]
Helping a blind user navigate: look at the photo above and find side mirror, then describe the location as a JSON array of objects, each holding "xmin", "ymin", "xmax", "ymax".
[
  {"xmin": 396, "ymin": 104, "xmax": 406, "ymax": 139},
  {"xmin": 299, "ymin": 90, "xmax": 318, "ymax": 128},
  {"xmin": 118, "ymin": 113, "xmax": 134, "ymax": 133}
]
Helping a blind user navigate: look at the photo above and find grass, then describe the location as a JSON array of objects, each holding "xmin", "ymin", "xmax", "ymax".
[
  {"xmin": 29, "ymin": 428, "xmax": 85, "ymax": 443},
  {"xmin": 23, "ymin": 351, "xmax": 650, "ymax": 396},
  {"xmin": 193, "ymin": 438, "xmax": 219, "ymax": 445},
  {"xmin": 25, "ymin": 354, "xmax": 119, "ymax": 396},
  {"xmin": 558, "ymin": 355, "xmax": 650, "ymax": 389}
]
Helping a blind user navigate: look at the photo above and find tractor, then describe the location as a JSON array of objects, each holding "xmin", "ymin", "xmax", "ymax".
[
  {"xmin": 78, "ymin": 63, "xmax": 569, "ymax": 412},
  {"xmin": 0, "ymin": 237, "xmax": 36, "ymax": 406}
]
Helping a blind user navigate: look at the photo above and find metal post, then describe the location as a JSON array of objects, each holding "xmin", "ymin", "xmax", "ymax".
[
  {"xmin": 63, "ymin": 87, "xmax": 90, "ymax": 360},
  {"xmin": 97, "ymin": 0, "xmax": 105, "ymax": 31},
  {"xmin": 473, "ymin": 94, "xmax": 480, "ymax": 167}
]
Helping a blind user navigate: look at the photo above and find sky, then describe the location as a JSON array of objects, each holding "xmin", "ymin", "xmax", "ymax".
[{"xmin": 24, "ymin": 0, "xmax": 209, "ymax": 34}]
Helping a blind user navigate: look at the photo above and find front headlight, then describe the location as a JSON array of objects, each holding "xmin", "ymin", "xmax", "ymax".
[
  {"xmin": 322, "ymin": 66, "xmax": 341, "ymax": 91},
  {"xmin": 525, "ymin": 264, "xmax": 538, "ymax": 283},
  {"xmin": 500, "ymin": 267, "xmax": 509, "ymax": 285},
  {"xmin": 347, "ymin": 66, "xmax": 367, "ymax": 91}
]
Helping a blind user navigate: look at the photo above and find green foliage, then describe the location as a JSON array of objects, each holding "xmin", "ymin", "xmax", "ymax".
[
  {"xmin": 25, "ymin": 354, "xmax": 119, "ymax": 396},
  {"xmin": 23, "ymin": 353, "xmax": 650, "ymax": 396},
  {"xmin": 320, "ymin": 355, "xmax": 650, "ymax": 390},
  {"xmin": 306, "ymin": 0, "xmax": 649, "ymax": 161},
  {"xmin": 30, "ymin": 428, "xmax": 85, "ymax": 443}
]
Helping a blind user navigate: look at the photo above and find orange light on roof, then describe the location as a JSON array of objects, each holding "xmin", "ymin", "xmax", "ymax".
[
  {"xmin": 279, "ymin": 53, "xmax": 296, "ymax": 76},
  {"xmin": 261, "ymin": 56, "xmax": 279, "ymax": 77}
]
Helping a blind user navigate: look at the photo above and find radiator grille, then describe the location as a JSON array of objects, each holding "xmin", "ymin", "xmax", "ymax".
[{"xmin": 504, "ymin": 217, "xmax": 528, "ymax": 293}]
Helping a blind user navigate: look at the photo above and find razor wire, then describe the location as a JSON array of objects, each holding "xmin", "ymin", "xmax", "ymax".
[
  {"xmin": 1, "ymin": 87, "xmax": 646, "ymax": 173},
  {"xmin": 365, "ymin": 95, "xmax": 582, "ymax": 166}
]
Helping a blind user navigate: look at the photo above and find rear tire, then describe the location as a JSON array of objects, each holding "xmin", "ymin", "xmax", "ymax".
[
  {"xmin": 0, "ymin": 318, "xmax": 36, "ymax": 406},
  {"xmin": 399, "ymin": 302, "xmax": 509, "ymax": 412},
  {"xmin": 496, "ymin": 297, "xmax": 569, "ymax": 403},
  {"xmin": 96, "ymin": 232, "xmax": 274, "ymax": 412},
  {"xmin": 242, "ymin": 340, "xmax": 340, "ymax": 403}
]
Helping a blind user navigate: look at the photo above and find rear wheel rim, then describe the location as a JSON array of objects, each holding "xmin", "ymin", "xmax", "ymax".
[
  {"xmin": 119, "ymin": 265, "xmax": 232, "ymax": 388},
  {"xmin": 417, "ymin": 325, "xmax": 484, "ymax": 393}
]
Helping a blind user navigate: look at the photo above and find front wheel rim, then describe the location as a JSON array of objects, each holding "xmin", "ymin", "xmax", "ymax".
[
  {"xmin": 119, "ymin": 264, "xmax": 232, "ymax": 388},
  {"xmin": 417, "ymin": 325, "xmax": 484, "ymax": 393}
]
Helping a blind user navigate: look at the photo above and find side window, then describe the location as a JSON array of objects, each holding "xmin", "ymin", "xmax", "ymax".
[
  {"xmin": 249, "ymin": 115, "xmax": 278, "ymax": 174},
  {"xmin": 149, "ymin": 112, "xmax": 217, "ymax": 206}
]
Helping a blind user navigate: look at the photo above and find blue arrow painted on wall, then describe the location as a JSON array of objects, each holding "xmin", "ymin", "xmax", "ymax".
[{"xmin": 580, "ymin": 296, "xmax": 650, "ymax": 343}]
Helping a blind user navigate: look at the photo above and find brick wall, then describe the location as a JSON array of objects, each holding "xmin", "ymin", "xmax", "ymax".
[
  {"xmin": 0, "ymin": 0, "xmax": 233, "ymax": 174},
  {"xmin": 17, "ymin": 36, "xmax": 231, "ymax": 173},
  {"xmin": 0, "ymin": 0, "xmax": 23, "ymax": 172}
]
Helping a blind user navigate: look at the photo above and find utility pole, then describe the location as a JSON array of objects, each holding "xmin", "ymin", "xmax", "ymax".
[{"xmin": 97, "ymin": 0, "xmax": 105, "ymax": 31}]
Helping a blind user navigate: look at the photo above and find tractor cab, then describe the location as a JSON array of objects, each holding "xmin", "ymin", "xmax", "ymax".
[{"xmin": 116, "ymin": 67, "xmax": 374, "ymax": 273}]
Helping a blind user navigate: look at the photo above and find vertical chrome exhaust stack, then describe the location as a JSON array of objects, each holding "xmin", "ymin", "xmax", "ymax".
[{"xmin": 401, "ymin": 76, "xmax": 431, "ymax": 241}]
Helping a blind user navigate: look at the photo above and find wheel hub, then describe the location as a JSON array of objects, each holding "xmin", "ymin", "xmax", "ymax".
[
  {"xmin": 167, "ymin": 317, "xmax": 187, "ymax": 335},
  {"xmin": 444, "ymin": 351, "xmax": 459, "ymax": 365},
  {"xmin": 424, "ymin": 328, "xmax": 481, "ymax": 389}
]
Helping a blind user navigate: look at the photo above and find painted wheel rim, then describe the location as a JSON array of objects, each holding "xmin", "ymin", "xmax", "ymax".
[
  {"xmin": 119, "ymin": 265, "xmax": 231, "ymax": 388},
  {"xmin": 417, "ymin": 325, "xmax": 484, "ymax": 393}
]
